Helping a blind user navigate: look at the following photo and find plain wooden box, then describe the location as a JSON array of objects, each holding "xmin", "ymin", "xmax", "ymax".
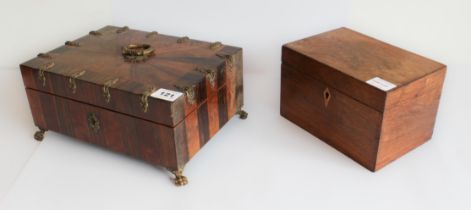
[{"xmin": 281, "ymin": 27, "xmax": 446, "ymax": 171}]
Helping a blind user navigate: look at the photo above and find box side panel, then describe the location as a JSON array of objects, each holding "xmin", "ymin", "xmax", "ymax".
[
  {"xmin": 172, "ymin": 47, "xmax": 243, "ymax": 168},
  {"xmin": 282, "ymin": 46, "xmax": 387, "ymax": 112},
  {"xmin": 281, "ymin": 64, "xmax": 382, "ymax": 171},
  {"xmin": 376, "ymin": 68, "xmax": 446, "ymax": 170},
  {"xmin": 25, "ymin": 88, "xmax": 178, "ymax": 169}
]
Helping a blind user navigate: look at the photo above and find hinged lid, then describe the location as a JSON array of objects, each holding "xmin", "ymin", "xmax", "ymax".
[
  {"xmin": 282, "ymin": 27, "xmax": 446, "ymax": 112},
  {"xmin": 20, "ymin": 26, "xmax": 241, "ymax": 127}
]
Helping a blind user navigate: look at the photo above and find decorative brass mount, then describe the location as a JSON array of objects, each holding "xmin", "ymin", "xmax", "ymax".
[
  {"xmin": 68, "ymin": 70, "xmax": 86, "ymax": 94},
  {"xmin": 172, "ymin": 169, "xmax": 188, "ymax": 186},
  {"xmin": 195, "ymin": 67, "xmax": 216, "ymax": 88},
  {"xmin": 140, "ymin": 86, "xmax": 156, "ymax": 113},
  {"xmin": 87, "ymin": 113, "xmax": 100, "ymax": 133},
  {"xmin": 175, "ymin": 85, "xmax": 196, "ymax": 105},
  {"xmin": 34, "ymin": 128, "xmax": 47, "ymax": 141},
  {"xmin": 121, "ymin": 44, "xmax": 155, "ymax": 62},
  {"xmin": 209, "ymin": 41, "xmax": 223, "ymax": 49},
  {"xmin": 38, "ymin": 62, "xmax": 55, "ymax": 87},
  {"xmin": 103, "ymin": 78, "xmax": 119, "ymax": 103}
]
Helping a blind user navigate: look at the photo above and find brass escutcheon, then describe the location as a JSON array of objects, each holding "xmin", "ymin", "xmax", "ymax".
[
  {"xmin": 87, "ymin": 113, "xmax": 100, "ymax": 133},
  {"xmin": 323, "ymin": 87, "xmax": 331, "ymax": 107}
]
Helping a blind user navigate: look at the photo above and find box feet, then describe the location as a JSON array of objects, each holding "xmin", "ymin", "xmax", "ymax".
[
  {"xmin": 237, "ymin": 110, "xmax": 248, "ymax": 119},
  {"xmin": 172, "ymin": 169, "xmax": 188, "ymax": 186},
  {"xmin": 34, "ymin": 128, "xmax": 47, "ymax": 141}
]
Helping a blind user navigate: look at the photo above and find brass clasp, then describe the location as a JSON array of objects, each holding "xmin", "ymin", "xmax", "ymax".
[
  {"xmin": 175, "ymin": 85, "xmax": 196, "ymax": 105},
  {"xmin": 68, "ymin": 70, "xmax": 86, "ymax": 94},
  {"xmin": 140, "ymin": 86, "xmax": 156, "ymax": 113},
  {"xmin": 116, "ymin": 26, "xmax": 129, "ymax": 34},
  {"xmin": 177, "ymin": 36, "xmax": 190, "ymax": 43},
  {"xmin": 37, "ymin": 53, "xmax": 52, "ymax": 59},
  {"xmin": 38, "ymin": 62, "xmax": 55, "ymax": 87},
  {"xmin": 209, "ymin": 41, "xmax": 222, "ymax": 50},
  {"xmin": 216, "ymin": 53, "xmax": 235, "ymax": 72},
  {"xmin": 146, "ymin": 31, "xmax": 158, "ymax": 38},
  {"xmin": 89, "ymin": 30, "xmax": 102, "ymax": 36},
  {"xmin": 65, "ymin": 41, "xmax": 80, "ymax": 47},
  {"xmin": 103, "ymin": 78, "xmax": 119, "ymax": 103},
  {"xmin": 195, "ymin": 67, "xmax": 216, "ymax": 88}
]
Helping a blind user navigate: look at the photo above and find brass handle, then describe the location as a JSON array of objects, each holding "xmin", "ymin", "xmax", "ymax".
[
  {"xmin": 87, "ymin": 113, "xmax": 100, "ymax": 133},
  {"xmin": 122, "ymin": 44, "xmax": 154, "ymax": 62}
]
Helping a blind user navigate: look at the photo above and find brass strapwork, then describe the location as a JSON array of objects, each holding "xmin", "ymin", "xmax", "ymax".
[
  {"xmin": 177, "ymin": 36, "xmax": 190, "ymax": 43},
  {"xmin": 34, "ymin": 128, "xmax": 47, "ymax": 141},
  {"xmin": 103, "ymin": 78, "xmax": 119, "ymax": 103},
  {"xmin": 146, "ymin": 31, "xmax": 158, "ymax": 38},
  {"xmin": 140, "ymin": 86, "xmax": 156, "ymax": 113},
  {"xmin": 216, "ymin": 53, "xmax": 235, "ymax": 72},
  {"xmin": 37, "ymin": 53, "xmax": 52, "ymax": 59},
  {"xmin": 195, "ymin": 67, "xmax": 216, "ymax": 88},
  {"xmin": 65, "ymin": 41, "xmax": 80, "ymax": 47},
  {"xmin": 172, "ymin": 169, "xmax": 188, "ymax": 186},
  {"xmin": 38, "ymin": 62, "xmax": 55, "ymax": 87},
  {"xmin": 175, "ymin": 85, "xmax": 196, "ymax": 105},
  {"xmin": 89, "ymin": 30, "xmax": 102, "ymax": 36},
  {"xmin": 209, "ymin": 41, "xmax": 223, "ymax": 49},
  {"xmin": 236, "ymin": 110, "xmax": 248, "ymax": 119},
  {"xmin": 116, "ymin": 26, "xmax": 129, "ymax": 34},
  {"xmin": 68, "ymin": 70, "xmax": 86, "ymax": 94}
]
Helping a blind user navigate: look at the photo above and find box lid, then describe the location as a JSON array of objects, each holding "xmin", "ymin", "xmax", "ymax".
[
  {"xmin": 282, "ymin": 27, "xmax": 446, "ymax": 112},
  {"xmin": 20, "ymin": 26, "xmax": 241, "ymax": 127}
]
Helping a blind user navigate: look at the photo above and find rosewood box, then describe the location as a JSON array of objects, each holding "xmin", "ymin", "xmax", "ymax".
[
  {"xmin": 281, "ymin": 27, "xmax": 446, "ymax": 171},
  {"xmin": 20, "ymin": 26, "xmax": 247, "ymax": 186}
]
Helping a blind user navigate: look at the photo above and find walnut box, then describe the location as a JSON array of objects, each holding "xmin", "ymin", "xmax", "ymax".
[{"xmin": 281, "ymin": 27, "xmax": 446, "ymax": 171}]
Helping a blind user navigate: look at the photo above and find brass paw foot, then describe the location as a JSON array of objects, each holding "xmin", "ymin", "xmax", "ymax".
[
  {"xmin": 172, "ymin": 169, "xmax": 188, "ymax": 186},
  {"xmin": 237, "ymin": 110, "xmax": 248, "ymax": 119},
  {"xmin": 34, "ymin": 128, "xmax": 47, "ymax": 141}
]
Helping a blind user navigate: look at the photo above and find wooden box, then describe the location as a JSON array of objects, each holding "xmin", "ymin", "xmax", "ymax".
[
  {"xmin": 281, "ymin": 27, "xmax": 446, "ymax": 171},
  {"xmin": 20, "ymin": 26, "xmax": 247, "ymax": 186}
]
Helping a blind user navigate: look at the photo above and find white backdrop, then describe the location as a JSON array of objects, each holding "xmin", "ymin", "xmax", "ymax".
[{"xmin": 1, "ymin": 0, "xmax": 470, "ymax": 209}]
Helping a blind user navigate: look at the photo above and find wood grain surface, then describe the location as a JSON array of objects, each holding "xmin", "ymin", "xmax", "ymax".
[{"xmin": 281, "ymin": 27, "xmax": 446, "ymax": 171}]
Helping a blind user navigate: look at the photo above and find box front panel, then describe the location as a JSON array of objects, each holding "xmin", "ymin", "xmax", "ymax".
[
  {"xmin": 280, "ymin": 64, "xmax": 383, "ymax": 170},
  {"xmin": 25, "ymin": 88, "xmax": 178, "ymax": 169}
]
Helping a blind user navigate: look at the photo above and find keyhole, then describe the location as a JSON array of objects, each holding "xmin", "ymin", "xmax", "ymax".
[{"xmin": 323, "ymin": 88, "xmax": 331, "ymax": 107}]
